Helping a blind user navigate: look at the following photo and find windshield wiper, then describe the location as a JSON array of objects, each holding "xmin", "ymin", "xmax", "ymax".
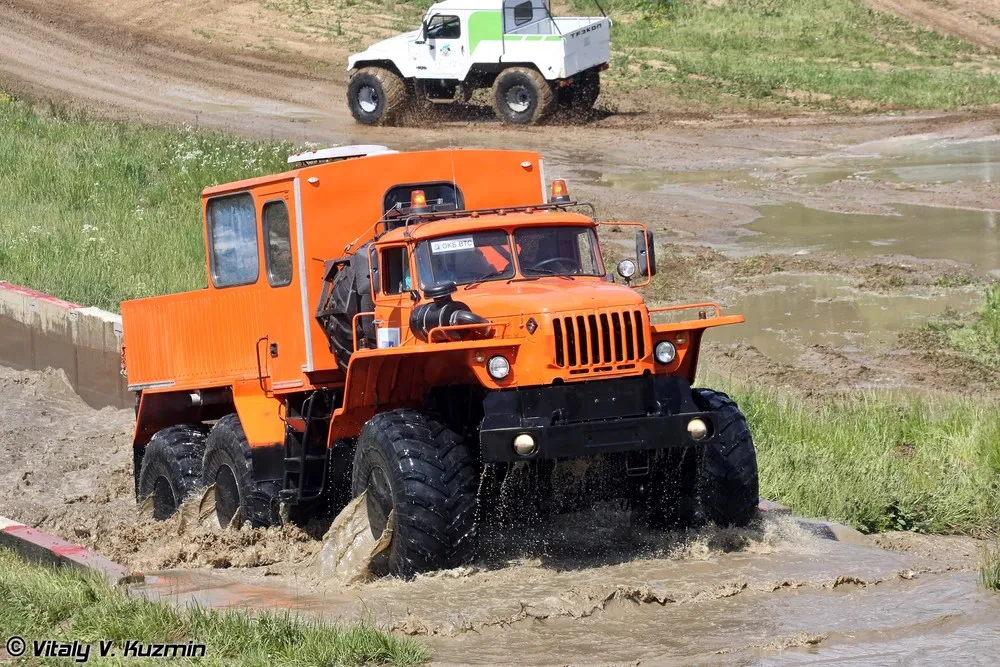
[
  {"xmin": 519, "ymin": 268, "xmax": 574, "ymax": 280},
  {"xmin": 464, "ymin": 268, "xmax": 509, "ymax": 289}
]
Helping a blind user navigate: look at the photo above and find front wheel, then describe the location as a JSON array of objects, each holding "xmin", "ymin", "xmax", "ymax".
[
  {"xmin": 352, "ymin": 409, "xmax": 478, "ymax": 577},
  {"xmin": 347, "ymin": 67, "xmax": 409, "ymax": 126},
  {"xmin": 491, "ymin": 67, "xmax": 555, "ymax": 125},
  {"xmin": 692, "ymin": 389, "xmax": 759, "ymax": 527}
]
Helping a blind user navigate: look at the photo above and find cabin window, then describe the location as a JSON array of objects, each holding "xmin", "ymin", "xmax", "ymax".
[
  {"xmin": 382, "ymin": 247, "xmax": 412, "ymax": 295},
  {"xmin": 263, "ymin": 200, "xmax": 292, "ymax": 287},
  {"xmin": 208, "ymin": 193, "xmax": 259, "ymax": 288},
  {"xmin": 513, "ymin": 1, "xmax": 534, "ymax": 26},
  {"xmin": 426, "ymin": 14, "xmax": 461, "ymax": 39},
  {"xmin": 383, "ymin": 182, "xmax": 464, "ymax": 215}
]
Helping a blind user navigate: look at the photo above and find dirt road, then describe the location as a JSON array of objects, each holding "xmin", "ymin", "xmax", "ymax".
[{"xmin": 866, "ymin": 0, "xmax": 1000, "ymax": 49}]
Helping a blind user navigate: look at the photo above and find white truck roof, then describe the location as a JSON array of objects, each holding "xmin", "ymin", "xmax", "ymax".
[{"xmin": 287, "ymin": 145, "xmax": 396, "ymax": 166}]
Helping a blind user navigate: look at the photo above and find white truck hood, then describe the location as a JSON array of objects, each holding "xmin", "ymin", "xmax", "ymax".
[{"xmin": 348, "ymin": 30, "xmax": 420, "ymax": 71}]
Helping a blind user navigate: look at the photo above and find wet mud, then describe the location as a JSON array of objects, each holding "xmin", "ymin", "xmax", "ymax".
[{"xmin": 3, "ymin": 366, "xmax": 996, "ymax": 663}]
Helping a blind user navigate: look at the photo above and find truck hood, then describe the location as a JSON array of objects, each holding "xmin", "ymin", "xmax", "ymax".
[
  {"xmin": 456, "ymin": 277, "xmax": 644, "ymax": 319},
  {"xmin": 348, "ymin": 30, "xmax": 420, "ymax": 70}
]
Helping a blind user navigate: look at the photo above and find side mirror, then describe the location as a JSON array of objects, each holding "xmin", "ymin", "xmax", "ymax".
[
  {"xmin": 636, "ymin": 229, "xmax": 656, "ymax": 277},
  {"xmin": 416, "ymin": 20, "xmax": 429, "ymax": 43}
]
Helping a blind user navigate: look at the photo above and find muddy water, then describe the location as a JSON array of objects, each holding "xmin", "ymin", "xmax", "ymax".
[
  {"xmin": 135, "ymin": 510, "xmax": 997, "ymax": 665},
  {"xmin": 738, "ymin": 203, "xmax": 1000, "ymax": 275},
  {"xmin": 709, "ymin": 273, "xmax": 981, "ymax": 369}
]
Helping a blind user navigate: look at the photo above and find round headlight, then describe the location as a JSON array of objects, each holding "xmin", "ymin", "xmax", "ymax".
[
  {"xmin": 487, "ymin": 355, "xmax": 511, "ymax": 380},
  {"xmin": 654, "ymin": 340, "xmax": 677, "ymax": 364},
  {"xmin": 617, "ymin": 259, "xmax": 637, "ymax": 279}
]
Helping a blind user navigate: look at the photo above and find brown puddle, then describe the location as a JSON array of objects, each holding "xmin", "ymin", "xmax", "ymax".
[
  {"xmin": 708, "ymin": 273, "xmax": 981, "ymax": 370},
  {"xmin": 738, "ymin": 203, "xmax": 1000, "ymax": 275},
  {"xmin": 132, "ymin": 509, "xmax": 999, "ymax": 665}
]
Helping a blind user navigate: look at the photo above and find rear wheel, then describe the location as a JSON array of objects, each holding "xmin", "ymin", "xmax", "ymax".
[
  {"xmin": 352, "ymin": 409, "xmax": 478, "ymax": 577},
  {"xmin": 692, "ymin": 389, "xmax": 759, "ymax": 527},
  {"xmin": 347, "ymin": 67, "xmax": 409, "ymax": 126},
  {"xmin": 137, "ymin": 425, "xmax": 209, "ymax": 520},
  {"xmin": 202, "ymin": 414, "xmax": 282, "ymax": 529},
  {"xmin": 491, "ymin": 67, "xmax": 555, "ymax": 125}
]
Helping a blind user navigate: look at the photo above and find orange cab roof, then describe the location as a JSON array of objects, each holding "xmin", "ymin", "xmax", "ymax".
[{"xmin": 381, "ymin": 210, "xmax": 595, "ymax": 243}]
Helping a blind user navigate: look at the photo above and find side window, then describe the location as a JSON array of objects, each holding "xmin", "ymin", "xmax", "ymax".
[
  {"xmin": 208, "ymin": 193, "xmax": 258, "ymax": 288},
  {"xmin": 382, "ymin": 247, "xmax": 411, "ymax": 295},
  {"xmin": 426, "ymin": 14, "xmax": 461, "ymax": 39},
  {"xmin": 263, "ymin": 200, "xmax": 292, "ymax": 287},
  {"xmin": 513, "ymin": 1, "xmax": 533, "ymax": 26}
]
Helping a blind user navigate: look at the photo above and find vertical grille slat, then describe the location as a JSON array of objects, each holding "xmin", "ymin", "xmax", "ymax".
[
  {"xmin": 611, "ymin": 313, "xmax": 624, "ymax": 362},
  {"xmin": 553, "ymin": 309, "xmax": 646, "ymax": 369},
  {"xmin": 623, "ymin": 311, "xmax": 635, "ymax": 360},
  {"xmin": 600, "ymin": 313, "xmax": 612, "ymax": 363},
  {"xmin": 553, "ymin": 318, "xmax": 564, "ymax": 367},
  {"xmin": 565, "ymin": 317, "xmax": 577, "ymax": 366},
  {"xmin": 587, "ymin": 315, "xmax": 600, "ymax": 363}
]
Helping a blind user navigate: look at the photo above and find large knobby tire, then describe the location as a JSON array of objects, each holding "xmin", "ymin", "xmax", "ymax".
[
  {"xmin": 137, "ymin": 425, "xmax": 209, "ymax": 520},
  {"xmin": 491, "ymin": 67, "xmax": 555, "ymax": 125},
  {"xmin": 326, "ymin": 246, "xmax": 376, "ymax": 371},
  {"xmin": 352, "ymin": 409, "xmax": 478, "ymax": 578},
  {"xmin": 629, "ymin": 446, "xmax": 701, "ymax": 530},
  {"xmin": 347, "ymin": 67, "xmax": 409, "ymax": 126},
  {"xmin": 202, "ymin": 414, "xmax": 281, "ymax": 529},
  {"xmin": 693, "ymin": 389, "xmax": 759, "ymax": 527}
]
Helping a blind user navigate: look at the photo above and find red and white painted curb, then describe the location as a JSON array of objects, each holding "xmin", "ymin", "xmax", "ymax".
[{"xmin": 0, "ymin": 516, "xmax": 140, "ymax": 585}]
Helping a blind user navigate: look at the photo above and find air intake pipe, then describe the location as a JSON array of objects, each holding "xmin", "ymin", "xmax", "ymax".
[{"xmin": 410, "ymin": 281, "xmax": 490, "ymax": 342}]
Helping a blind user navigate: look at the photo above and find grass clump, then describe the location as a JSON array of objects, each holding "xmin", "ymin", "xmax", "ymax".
[
  {"xmin": 980, "ymin": 540, "xmax": 1000, "ymax": 591},
  {"xmin": 589, "ymin": 0, "xmax": 1000, "ymax": 109},
  {"xmin": 0, "ymin": 549, "xmax": 427, "ymax": 666},
  {"xmin": 723, "ymin": 384, "xmax": 1000, "ymax": 534},
  {"xmin": 0, "ymin": 97, "xmax": 292, "ymax": 311},
  {"xmin": 923, "ymin": 284, "xmax": 1000, "ymax": 378}
]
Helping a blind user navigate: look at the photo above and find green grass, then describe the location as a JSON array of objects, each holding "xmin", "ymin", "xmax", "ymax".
[
  {"xmin": 0, "ymin": 550, "xmax": 427, "ymax": 666},
  {"xmin": 724, "ymin": 383, "xmax": 1000, "ymax": 534},
  {"xmin": 922, "ymin": 284, "xmax": 1000, "ymax": 378},
  {"xmin": 981, "ymin": 540, "xmax": 1000, "ymax": 590},
  {"xmin": 583, "ymin": 0, "xmax": 1000, "ymax": 109},
  {"xmin": 0, "ymin": 97, "xmax": 292, "ymax": 311}
]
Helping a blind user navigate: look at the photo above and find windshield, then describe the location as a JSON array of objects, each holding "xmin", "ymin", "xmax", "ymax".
[
  {"xmin": 416, "ymin": 230, "xmax": 515, "ymax": 287},
  {"xmin": 515, "ymin": 226, "xmax": 603, "ymax": 277},
  {"xmin": 415, "ymin": 225, "xmax": 603, "ymax": 287}
]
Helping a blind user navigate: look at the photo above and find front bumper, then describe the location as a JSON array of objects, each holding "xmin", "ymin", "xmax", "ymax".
[{"xmin": 480, "ymin": 375, "xmax": 718, "ymax": 462}]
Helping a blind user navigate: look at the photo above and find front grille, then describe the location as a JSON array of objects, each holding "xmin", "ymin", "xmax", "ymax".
[{"xmin": 553, "ymin": 309, "xmax": 647, "ymax": 369}]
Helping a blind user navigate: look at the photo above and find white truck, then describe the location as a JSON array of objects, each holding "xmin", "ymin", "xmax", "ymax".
[{"xmin": 347, "ymin": 0, "xmax": 611, "ymax": 125}]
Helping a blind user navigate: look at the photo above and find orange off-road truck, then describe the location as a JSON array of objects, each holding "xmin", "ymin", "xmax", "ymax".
[{"xmin": 121, "ymin": 146, "xmax": 758, "ymax": 577}]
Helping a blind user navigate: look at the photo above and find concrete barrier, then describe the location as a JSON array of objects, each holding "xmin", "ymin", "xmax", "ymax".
[{"xmin": 0, "ymin": 282, "xmax": 130, "ymax": 409}]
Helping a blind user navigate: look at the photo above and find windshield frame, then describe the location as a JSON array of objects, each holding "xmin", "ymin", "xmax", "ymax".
[{"xmin": 414, "ymin": 224, "xmax": 605, "ymax": 288}]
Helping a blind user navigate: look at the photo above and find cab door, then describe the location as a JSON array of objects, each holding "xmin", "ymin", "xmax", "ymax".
[
  {"xmin": 258, "ymin": 192, "xmax": 307, "ymax": 390},
  {"xmin": 372, "ymin": 244, "xmax": 415, "ymax": 348},
  {"xmin": 419, "ymin": 13, "xmax": 469, "ymax": 79}
]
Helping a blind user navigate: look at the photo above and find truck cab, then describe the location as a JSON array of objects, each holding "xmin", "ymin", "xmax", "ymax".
[
  {"xmin": 346, "ymin": 0, "xmax": 610, "ymax": 125},
  {"xmin": 122, "ymin": 147, "xmax": 759, "ymax": 579}
]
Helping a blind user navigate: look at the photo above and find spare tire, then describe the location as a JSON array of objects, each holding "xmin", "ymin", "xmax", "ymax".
[{"xmin": 325, "ymin": 245, "xmax": 376, "ymax": 370}]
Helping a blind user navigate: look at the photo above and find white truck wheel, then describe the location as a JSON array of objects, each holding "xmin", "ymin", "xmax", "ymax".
[
  {"xmin": 347, "ymin": 67, "xmax": 409, "ymax": 126},
  {"xmin": 491, "ymin": 67, "xmax": 555, "ymax": 125}
]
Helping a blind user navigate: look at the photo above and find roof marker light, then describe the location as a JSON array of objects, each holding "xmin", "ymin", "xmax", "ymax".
[
  {"xmin": 551, "ymin": 179, "xmax": 570, "ymax": 203},
  {"xmin": 410, "ymin": 189, "xmax": 429, "ymax": 213}
]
